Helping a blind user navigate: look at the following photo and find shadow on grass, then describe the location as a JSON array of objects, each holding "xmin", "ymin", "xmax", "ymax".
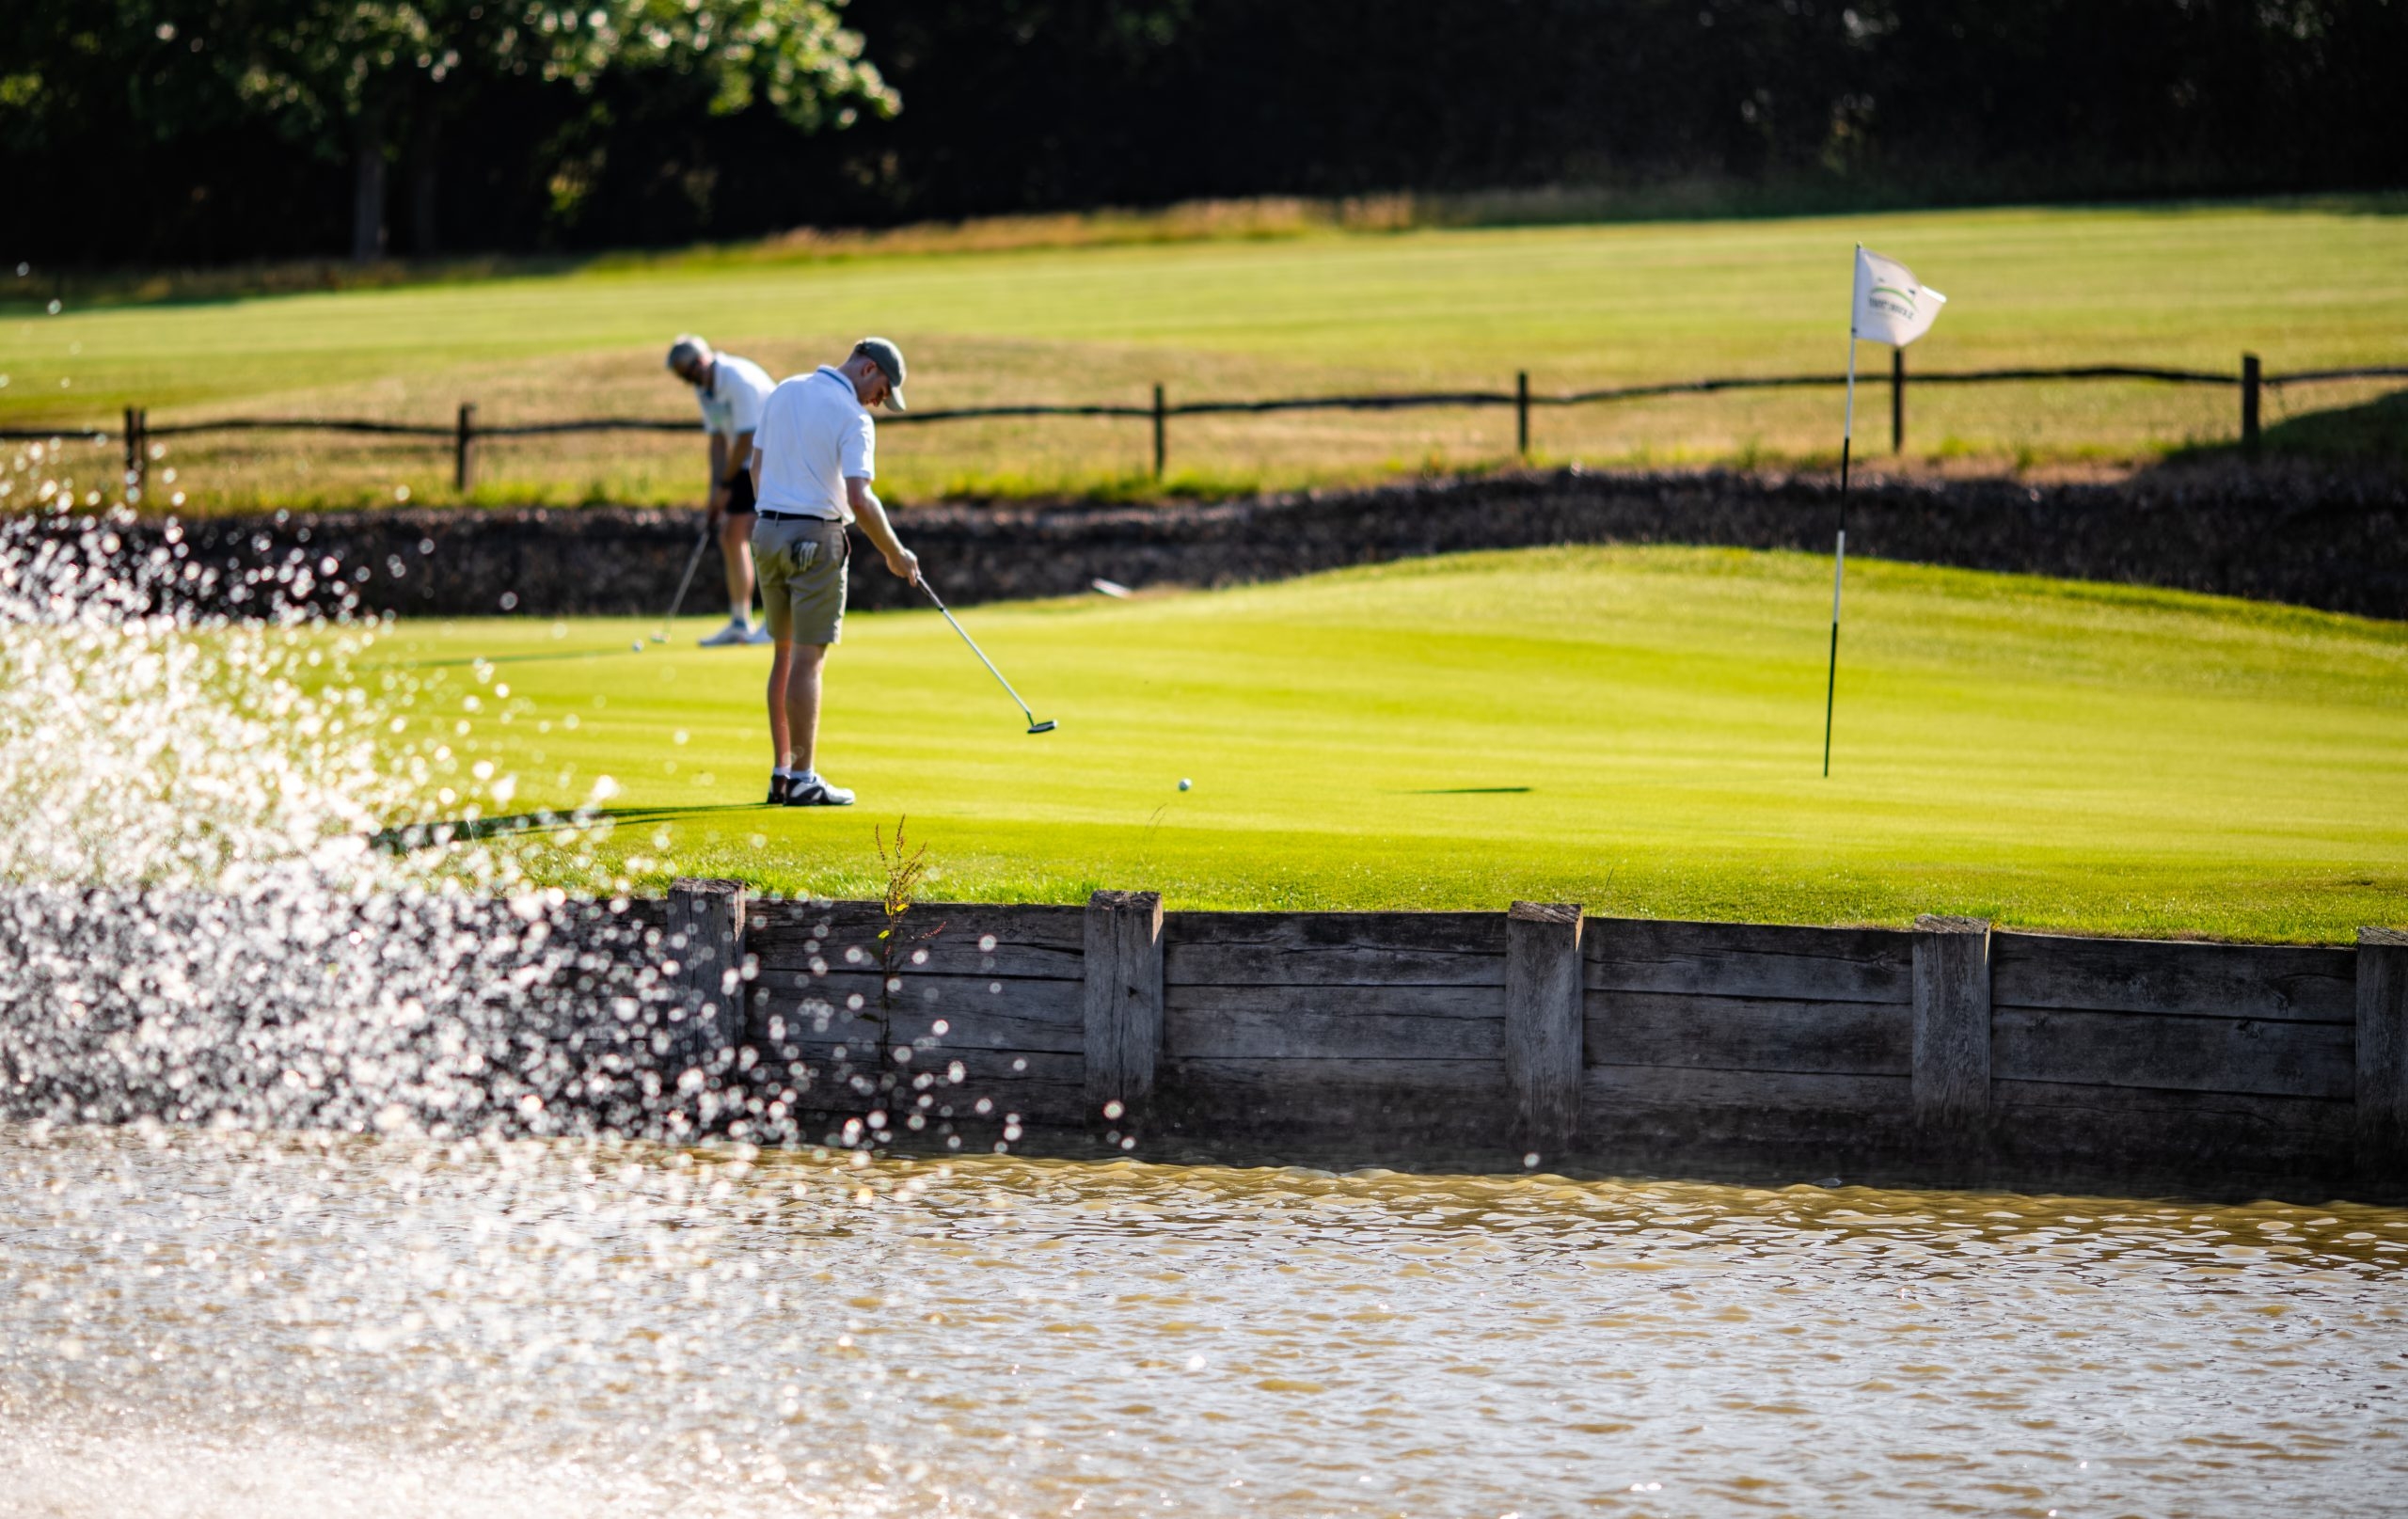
[
  {"xmin": 2162, "ymin": 385, "xmax": 2408, "ymax": 471},
  {"xmin": 369, "ymin": 801, "xmax": 767, "ymax": 853},
  {"xmin": 359, "ymin": 645, "xmax": 657, "ymax": 672}
]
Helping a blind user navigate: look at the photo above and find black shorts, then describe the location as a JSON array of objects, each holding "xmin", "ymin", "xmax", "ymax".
[{"xmin": 723, "ymin": 470, "xmax": 757, "ymax": 515}]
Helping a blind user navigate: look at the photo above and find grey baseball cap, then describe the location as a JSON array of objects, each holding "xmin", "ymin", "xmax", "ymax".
[
  {"xmin": 853, "ymin": 337, "xmax": 907, "ymax": 411},
  {"xmin": 666, "ymin": 334, "xmax": 709, "ymax": 374}
]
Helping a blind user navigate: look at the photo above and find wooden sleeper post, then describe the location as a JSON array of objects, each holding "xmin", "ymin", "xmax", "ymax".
[
  {"xmin": 1911, "ymin": 914, "xmax": 1991, "ymax": 1127},
  {"xmin": 664, "ymin": 877, "xmax": 749, "ymax": 1082},
  {"xmin": 1084, "ymin": 890, "xmax": 1164, "ymax": 1120},
  {"xmin": 2358, "ymin": 926, "xmax": 2408, "ymax": 1170},
  {"xmin": 1504, "ymin": 901, "xmax": 1584, "ymax": 1157}
]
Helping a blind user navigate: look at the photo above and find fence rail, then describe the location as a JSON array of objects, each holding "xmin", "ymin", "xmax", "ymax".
[{"xmin": 6, "ymin": 356, "xmax": 2400, "ymax": 495}]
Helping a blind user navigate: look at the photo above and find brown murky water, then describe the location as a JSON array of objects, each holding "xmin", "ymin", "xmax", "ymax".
[{"xmin": 3, "ymin": 1123, "xmax": 2403, "ymax": 1516}]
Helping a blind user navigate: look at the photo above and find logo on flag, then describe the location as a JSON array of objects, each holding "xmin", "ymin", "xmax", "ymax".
[{"xmin": 1851, "ymin": 246, "xmax": 1946, "ymax": 346}]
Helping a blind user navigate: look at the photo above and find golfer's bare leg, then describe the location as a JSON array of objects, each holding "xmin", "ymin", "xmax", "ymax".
[
  {"xmin": 721, "ymin": 514, "xmax": 756, "ymax": 621},
  {"xmin": 765, "ymin": 642, "xmax": 793, "ymax": 766},
  {"xmin": 783, "ymin": 642, "xmax": 828, "ymax": 774}
]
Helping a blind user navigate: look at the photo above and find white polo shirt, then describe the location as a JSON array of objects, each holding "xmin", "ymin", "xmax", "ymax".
[
  {"xmin": 696, "ymin": 354, "xmax": 775, "ymax": 439},
  {"xmin": 753, "ymin": 366, "xmax": 875, "ymax": 523}
]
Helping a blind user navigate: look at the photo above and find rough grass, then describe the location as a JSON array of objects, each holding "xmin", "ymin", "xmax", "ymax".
[
  {"xmin": 357, "ymin": 545, "xmax": 2408, "ymax": 943},
  {"xmin": 5, "ymin": 198, "xmax": 2404, "ymax": 512}
]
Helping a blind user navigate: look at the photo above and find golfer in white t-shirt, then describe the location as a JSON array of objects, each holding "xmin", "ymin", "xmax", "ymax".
[
  {"xmin": 746, "ymin": 338, "xmax": 921, "ymax": 806},
  {"xmin": 665, "ymin": 335, "xmax": 777, "ymax": 645}
]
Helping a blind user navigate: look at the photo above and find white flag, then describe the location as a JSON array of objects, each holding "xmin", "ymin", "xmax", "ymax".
[{"xmin": 1851, "ymin": 245, "xmax": 1946, "ymax": 346}]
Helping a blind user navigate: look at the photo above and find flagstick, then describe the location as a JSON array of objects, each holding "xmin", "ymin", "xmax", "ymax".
[{"xmin": 1823, "ymin": 334, "xmax": 1858, "ymax": 778}]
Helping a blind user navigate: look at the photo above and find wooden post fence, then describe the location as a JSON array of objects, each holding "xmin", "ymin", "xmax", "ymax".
[
  {"xmin": 121, "ymin": 406, "xmax": 147, "ymax": 499},
  {"xmin": 1891, "ymin": 348, "xmax": 1907, "ymax": 454},
  {"xmin": 1151, "ymin": 384, "xmax": 1167, "ymax": 481},
  {"xmin": 454, "ymin": 403, "xmax": 478, "ymax": 493},
  {"xmin": 1515, "ymin": 370, "xmax": 1530, "ymax": 459},
  {"xmin": 1504, "ymin": 901, "xmax": 1584, "ymax": 1157},
  {"xmin": 1911, "ymin": 914, "xmax": 1991, "ymax": 1128},
  {"xmin": 664, "ymin": 877, "xmax": 749, "ymax": 1084},
  {"xmin": 1084, "ymin": 890, "xmax": 1165, "ymax": 1121},
  {"xmin": 2242, "ymin": 353, "xmax": 2262, "ymax": 454},
  {"xmin": 2360, "ymin": 926, "xmax": 2408, "ymax": 1167}
]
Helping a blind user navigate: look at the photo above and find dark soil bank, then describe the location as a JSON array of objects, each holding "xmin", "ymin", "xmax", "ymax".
[{"xmin": 84, "ymin": 466, "xmax": 2408, "ymax": 622}]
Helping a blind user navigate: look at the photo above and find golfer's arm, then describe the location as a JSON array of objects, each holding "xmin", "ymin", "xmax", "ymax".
[
  {"xmin": 848, "ymin": 476, "xmax": 911, "ymax": 561},
  {"xmin": 706, "ymin": 434, "xmax": 729, "ymax": 506},
  {"xmin": 727, "ymin": 431, "xmax": 754, "ymax": 481}
]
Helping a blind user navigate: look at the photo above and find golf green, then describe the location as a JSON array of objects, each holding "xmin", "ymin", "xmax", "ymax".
[{"xmin": 367, "ymin": 546, "xmax": 2408, "ymax": 942}]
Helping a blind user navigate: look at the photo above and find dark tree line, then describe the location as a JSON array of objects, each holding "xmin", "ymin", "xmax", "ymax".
[{"xmin": 6, "ymin": 0, "xmax": 2403, "ymax": 267}]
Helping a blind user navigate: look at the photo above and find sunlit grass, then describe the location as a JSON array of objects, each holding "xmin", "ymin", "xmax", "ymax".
[
  {"xmin": 356, "ymin": 545, "xmax": 2408, "ymax": 942},
  {"xmin": 7, "ymin": 198, "xmax": 2405, "ymax": 510}
]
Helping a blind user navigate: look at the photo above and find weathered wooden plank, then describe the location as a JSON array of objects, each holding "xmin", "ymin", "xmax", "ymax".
[
  {"xmin": 1991, "ymin": 1007, "xmax": 2353, "ymax": 1100},
  {"xmin": 1585, "ymin": 918, "xmax": 1914, "ymax": 1004},
  {"xmin": 749, "ymin": 900, "xmax": 1085, "ymax": 980},
  {"xmin": 662, "ymin": 878, "xmax": 747, "ymax": 1079},
  {"xmin": 752, "ymin": 969, "xmax": 1083, "ymax": 1033},
  {"xmin": 1164, "ymin": 983, "xmax": 1501, "ymax": 1061},
  {"xmin": 1085, "ymin": 890, "xmax": 1164, "ymax": 1114},
  {"xmin": 783, "ymin": 1076, "xmax": 1088, "ymax": 1127},
  {"xmin": 1164, "ymin": 910, "xmax": 1507, "ymax": 987},
  {"xmin": 1163, "ymin": 1054, "xmax": 1507, "ymax": 1099},
  {"xmin": 1584, "ymin": 991, "xmax": 1911, "ymax": 1075},
  {"xmin": 1167, "ymin": 1002, "xmax": 1502, "ymax": 1063},
  {"xmin": 1913, "ymin": 915, "xmax": 1992, "ymax": 1126},
  {"xmin": 1991, "ymin": 1080, "xmax": 2353, "ymax": 1163},
  {"xmin": 1505, "ymin": 902, "xmax": 1585, "ymax": 1153},
  {"xmin": 1990, "ymin": 932, "xmax": 2355, "ymax": 1022},
  {"xmin": 758, "ymin": 1040, "xmax": 1084, "ymax": 1114},
  {"xmin": 1581, "ymin": 1065, "xmax": 1909, "ymax": 1116},
  {"xmin": 750, "ymin": 984, "xmax": 1085, "ymax": 1055},
  {"xmin": 2356, "ymin": 927, "xmax": 2407, "ymax": 1158}
]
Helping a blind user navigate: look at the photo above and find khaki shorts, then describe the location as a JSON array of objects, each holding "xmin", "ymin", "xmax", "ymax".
[{"xmin": 751, "ymin": 515, "xmax": 849, "ymax": 645}]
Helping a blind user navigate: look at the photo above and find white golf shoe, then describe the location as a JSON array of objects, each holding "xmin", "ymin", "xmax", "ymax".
[
  {"xmin": 744, "ymin": 624, "xmax": 772, "ymax": 644},
  {"xmin": 698, "ymin": 619, "xmax": 753, "ymax": 647},
  {"xmin": 783, "ymin": 773, "xmax": 855, "ymax": 807}
]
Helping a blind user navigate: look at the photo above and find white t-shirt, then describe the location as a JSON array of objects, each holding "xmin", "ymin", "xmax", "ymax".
[
  {"xmin": 753, "ymin": 366, "xmax": 875, "ymax": 522},
  {"xmin": 696, "ymin": 354, "xmax": 775, "ymax": 439}
]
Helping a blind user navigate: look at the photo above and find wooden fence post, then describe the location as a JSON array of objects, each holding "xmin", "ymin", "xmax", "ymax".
[
  {"xmin": 1891, "ymin": 347, "xmax": 1906, "ymax": 454},
  {"xmin": 1150, "ymin": 385, "xmax": 1167, "ymax": 482},
  {"xmin": 1504, "ymin": 901, "xmax": 1584, "ymax": 1156},
  {"xmin": 2241, "ymin": 354, "xmax": 2261, "ymax": 455},
  {"xmin": 1515, "ymin": 370, "xmax": 1530, "ymax": 459},
  {"xmin": 454, "ymin": 402, "xmax": 477, "ymax": 493},
  {"xmin": 1084, "ymin": 890, "xmax": 1164, "ymax": 1118},
  {"xmin": 663, "ymin": 877, "xmax": 748, "ymax": 1083},
  {"xmin": 122, "ymin": 406, "xmax": 140, "ymax": 493},
  {"xmin": 2359, "ymin": 926, "xmax": 2408, "ymax": 1168},
  {"xmin": 1911, "ymin": 914, "xmax": 1991, "ymax": 1127}
]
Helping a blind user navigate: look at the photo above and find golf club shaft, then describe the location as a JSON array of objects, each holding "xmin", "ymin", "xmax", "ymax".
[
  {"xmin": 658, "ymin": 523, "xmax": 711, "ymax": 635},
  {"xmin": 919, "ymin": 578, "xmax": 1039, "ymax": 722}
]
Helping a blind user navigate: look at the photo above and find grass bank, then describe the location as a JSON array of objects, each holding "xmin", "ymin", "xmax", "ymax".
[
  {"xmin": 360, "ymin": 545, "xmax": 2408, "ymax": 941},
  {"xmin": 5, "ymin": 198, "xmax": 2404, "ymax": 513}
]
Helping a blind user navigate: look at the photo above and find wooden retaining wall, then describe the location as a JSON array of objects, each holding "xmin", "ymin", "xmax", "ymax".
[{"xmin": 693, "ymin": 886, "xmax": 2408, "ymax": 1190}]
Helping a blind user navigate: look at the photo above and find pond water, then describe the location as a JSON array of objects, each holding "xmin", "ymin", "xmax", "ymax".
[{"xmin": 4, "ymin": 1124, "xmax": 2403, "ymax": 1517}]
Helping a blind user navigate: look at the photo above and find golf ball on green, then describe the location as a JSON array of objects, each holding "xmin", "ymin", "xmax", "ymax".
[{"xmin": 1179, "ymin": 778, "xmax": 1192, "ymax": 790}]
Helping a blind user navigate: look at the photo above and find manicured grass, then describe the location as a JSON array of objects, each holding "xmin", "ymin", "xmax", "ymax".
[
  {"xmin": 363, "ymin": 546, "xmax": 2408, "ymax": 942},
  {"xmin": 7, "ymin": 198, "xmax": 2405, "ymax": 509}
]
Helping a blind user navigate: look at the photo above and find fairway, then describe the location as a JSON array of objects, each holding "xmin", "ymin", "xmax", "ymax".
[
  {"xmin": 8, "ymin": 199, "xmax": 2405, "ymax": 507},
  {"xmin": 369, "ymin": 546, "xmax": 2408, "ymax": 942}
]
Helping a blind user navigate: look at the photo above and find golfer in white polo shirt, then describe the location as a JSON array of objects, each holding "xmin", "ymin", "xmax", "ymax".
[
  {"xmin": 665, "ymin": 334, "xmax": 776, "ymax": 645},
  {"xmin": 747, "ymin": 338, "xmax": 920, "ymax": 806}
]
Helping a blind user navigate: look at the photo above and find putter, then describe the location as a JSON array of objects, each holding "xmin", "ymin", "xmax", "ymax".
[
  {"xmin": 652, "ymin": 521, "xmax": 712, "ymax": 643},
  {"xmin": 917, "ymin": 576, "xmax": 1056, "ymax": 734}
]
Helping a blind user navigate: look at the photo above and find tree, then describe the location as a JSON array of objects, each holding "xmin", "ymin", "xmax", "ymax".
[{"xmin": 75, "ymin": 0, "xmax": 896, "ymax": 261}]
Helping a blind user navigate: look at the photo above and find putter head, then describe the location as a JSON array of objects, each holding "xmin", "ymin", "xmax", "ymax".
[{"xmin": 1027, "ymin": 720, "xmax": 1057, "ymax": 734}]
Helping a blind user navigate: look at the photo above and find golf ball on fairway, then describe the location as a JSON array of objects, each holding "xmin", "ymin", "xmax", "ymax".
[
  {"xmin": 1179, "ymin": 778, "xmax": 1192, "ymax": 791},
  {"xmin": 630, "ymin": 641, "xmax": 644, "ymax": 653}
]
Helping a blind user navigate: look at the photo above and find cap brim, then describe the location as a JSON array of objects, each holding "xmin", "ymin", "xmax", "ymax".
[{"xmin": 883, "ymin": 388, "xmax": 907, "ymax": 413}]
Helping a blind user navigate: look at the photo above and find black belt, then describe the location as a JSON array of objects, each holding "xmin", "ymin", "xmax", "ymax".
[{"xmin": 757, "ymin": 509, "xmax": 840, "ymax": 523}]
